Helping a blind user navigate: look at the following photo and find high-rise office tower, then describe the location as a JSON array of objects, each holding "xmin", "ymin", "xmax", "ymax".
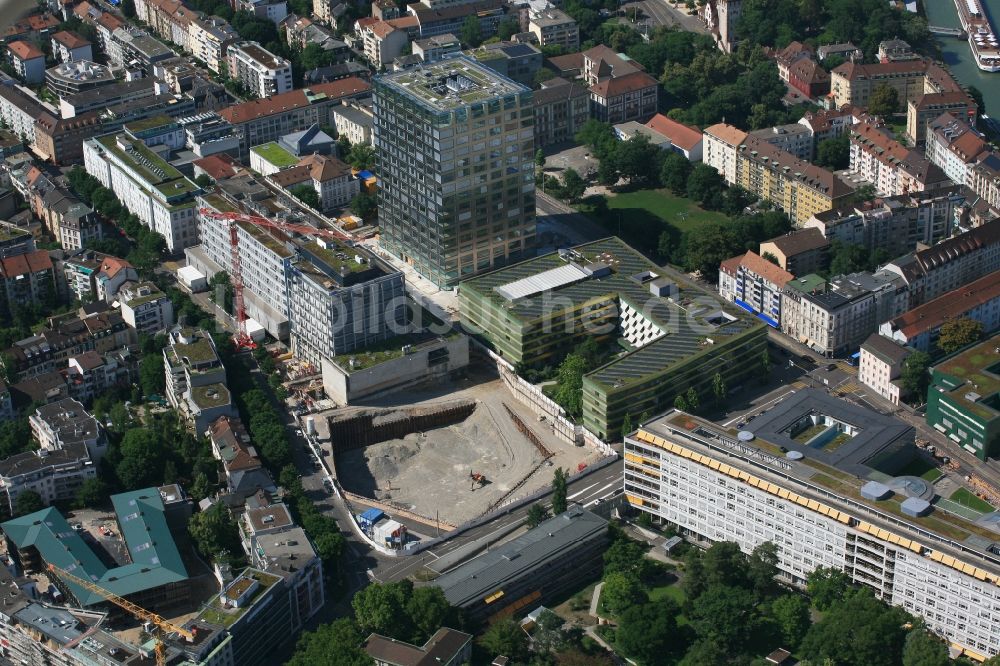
[{"xmin": 373, "ymin": 55, "xmax": 537, "ymax": 288}]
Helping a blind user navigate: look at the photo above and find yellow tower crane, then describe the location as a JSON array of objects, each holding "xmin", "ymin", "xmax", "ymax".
[{"xmin": 46, "ymin": 564, "xmax": 196, "ymax": 666}]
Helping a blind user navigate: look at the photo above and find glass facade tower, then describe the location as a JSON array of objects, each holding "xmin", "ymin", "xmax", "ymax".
[{"xmin": 373, "ymin": 55, "xmax": 537, "ymax": 288}]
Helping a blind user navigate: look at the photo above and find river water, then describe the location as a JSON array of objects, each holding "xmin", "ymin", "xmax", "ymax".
[{"xmin": 924, "ymin": 0, "xmax": 1000, "ymax": 115}]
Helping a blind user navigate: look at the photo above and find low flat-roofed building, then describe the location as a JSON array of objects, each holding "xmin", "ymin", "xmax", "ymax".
[
  {"xmin": 119, "ymin": 280, "xmax": 175, "ymax": 335},
  {"xmin": 434, "ymin": 507, "xmax": 608, "ymax": 620}
]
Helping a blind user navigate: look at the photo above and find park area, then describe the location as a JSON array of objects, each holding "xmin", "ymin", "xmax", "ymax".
[{"xmin": 601, "ymin": 188, "xmax": 729, "ymax": 235}]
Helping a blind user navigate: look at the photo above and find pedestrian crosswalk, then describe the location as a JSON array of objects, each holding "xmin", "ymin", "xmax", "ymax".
[{"xmin": 837, "ymin": 381, "xmax": 863, "ymax": 394}]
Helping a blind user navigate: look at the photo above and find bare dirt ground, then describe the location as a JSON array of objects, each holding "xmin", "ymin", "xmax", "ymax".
[{"xmin": 334, "ymin": 369, "xmax": 602, "ymax": 525}]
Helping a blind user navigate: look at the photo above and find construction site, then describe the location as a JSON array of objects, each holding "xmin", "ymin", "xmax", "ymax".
[{"xmin": 326, "ymin": 371, "xmax": 602, "ymax": 526}]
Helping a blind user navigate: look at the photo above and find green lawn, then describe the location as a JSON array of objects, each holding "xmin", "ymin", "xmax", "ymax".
[
  {"xmin": 950, "ymin": 487, "xmax": 996, "ymax": 514},
  {"xmin": 606, "ymin": 188, "xmax": 728, "ymax": 234}
]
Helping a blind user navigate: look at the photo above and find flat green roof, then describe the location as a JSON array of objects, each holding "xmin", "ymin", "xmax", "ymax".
[
  {"xmin": 124, "ymin": 115, "xmax": 176, "ymax": 134},
  {"xmin": 191, "ymin": 383, "xmax": 230, "ymax": 408},
  {"xmin": 332, "ymin": 330, "xmax": 459, "ymax": 371},
  {"xmin": 126, "ymin": 291, "xmax": 167, "ymax": 308},
  {"xmin": 461, "ymin": 237, "xmax": 762, "ymax": 388},
  {"xmin": 238, "ymin": 219, "xmax": 293, "ymax": 259},
  {"xmin": 198, "ymin": 570, "xmax": 281, "ymax": 627},
  {"xmin": 2, "ymin": 490, "xmax": 188, "ymax": 606},
  {"xmin": 0, "ymin": 227, "xmax": 29, "ymax": 241},
  {"xmin": 933, "ymin": 334, "xmax": 1000, "ymax": 420},
  {"xmin": 250, "ymin": 142, "xmax": 299, "ymax": 169},
  {"xmin": 172, "ymin": 329, "xmax": 219, "ymax": 364},
  {"xmin": 785, "ymin": 273, "xmax": 827, "ymax": 294},
  {"xmin": 304, "ymin": 240, "xmax": 367, "ymax": 275},
  {"xmin": 96, "ymin": 134, "xmax": 199, "ymax": 201},
  {"xmin": 200, "ymin": 192, "xmax": 237, "ymax": 213}
]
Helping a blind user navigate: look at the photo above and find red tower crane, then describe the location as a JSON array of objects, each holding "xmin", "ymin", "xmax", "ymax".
[{"xmin": 198, "ymin": 208, "xmax": 351, "ymax": 350}]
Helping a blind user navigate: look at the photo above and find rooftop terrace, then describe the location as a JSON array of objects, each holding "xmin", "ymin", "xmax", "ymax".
[
  {"xmin": 250, "ymin": 142, "xmax": 299, "ymax": 169},
  {"xmin": 191, "ymin": 383, "xmax": 230, "ymax": 409},
  {"xmin": 933, "ymin": 334, "xmax": 1000, "ymax": 421},
  {"xmin": 376, "ymin": 55, "xmax": 528, "ymax": 112},
  {"xmin": 198, "ymin": 570, "xmax": 281, "ymax": 627}
]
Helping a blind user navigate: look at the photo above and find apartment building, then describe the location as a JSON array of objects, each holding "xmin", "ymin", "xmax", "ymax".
[
  {"xmin": 467, "ymin": 41, "xmax": 542, "ymax": 87},
  {"xmin": 624, "ymin": 394, "xmax": 1000, "ymax": 660},
  {"xmin": 412, "ymin": 33, "xmax": 461, "ymax": 61},
  {"xmin": 879, "ymin": 271, "xmax": 1000, "ymax": 352},
  {"xmin": 858, "ymin": 332, "xmax": 911, "ymax": 405},
  {"xmin": 119, "ymin": 281, "xmax": 175, "ymax": 335},
  {"xmin": 0, "ymin": 443, "xmax": 94, "ymax": 512},
  {"xmin": 701, "ymin": 0, "xmax": 741, "ymax": 53},
  {"xmin": 780, "ymin": 271, "xmax": 907, "ymax": 357},
  {"xmin": 163, "ymin": 326, "xmax": 236, "ymax": 434},
  {"xmin": 0, "ymin": 82, "xmax": 45, "ymax": 148},
  {"xmin": 366, "ymin": 628, "xmax": 472, "ymax": 666},
  {"xmin": 269, "ymin": 154, "xmax": 359, "ymax": 210},
  {"xmin": 407, "ymin": 0, "xmax": 505, "ymax": 39},
  {"xmin": 775, "ymin": 41, "xmax": 829, "ymax": 99},
  {"xmin": 906, "ymin": 91, "xmax": 977, "ymax": 145},
  {"xmin": 332, "ymin": 103, "xmax": 373, "ymax": 144},
  {"xmin": 797, "ymin": 107, "xmax": 858, "ymax": 156},
  {"xmin": 927, "ymin": 334, "xmax": 1000, "ymax": 460},
  {"xmin": 533, "ymin": 78, "xmax": 590, "ymax": 148},
  {"xmin": 218, "ymin": 77, "xmax": 371, "ymax": 156},
  {"xmin": 60, "ymin": 251, "xmax": 136, "ymax": 302},
  {"xmin": 106, "ymin": 26, "xmax": 175, "ymax": 71},
  {"xmin": 830, "ymin": 59, "xmax": 930, "ymax": 110},
  {"xmin": 583, "ymin": 45, "xmax": 659, "ymax": 123},
  {"xmin": 758, "ymin": 228, "xmax": 830, "ymax": 277},
  {"xmin": 0, "ymin": 250, "xmax": 56, "ymax": 315},
  {"xmin": 703, "ymin": 122, "xmax": 748, "ymax": 183},
  {"xmin": 237, "ymin": 0, "xmax": 289, "ymax": 24},
  {"xmin": 51, "ymin": 30, "xmax": 93, "ymax": 63},
  {"xmin": 849, "ymin": 120, "xmax": 951, "ymax": 197},
  {"xmin": 360, "ymin": 19, "xmax": 410, "ymax": 68},
  {"xmin": 718, "ymin": 251, "xmax": 794, "ymax": 328},
  {"xmin": 528, "ymin": 8, "xmax": 579, "ymax": 51},
  {"xmin": 82, "ymin": 130, "xmax": 202, "ymax": 253},
  {"xmin": 880, "ymin": 218, "xmax": 1000, "ymax": 309},
  {"xmin": 29, "ymin": 399, "xmax": 105, "ymax": 462},
  {"xmin": 34, "ymin": 187, "xmax": 100, "ymax": 251},
  {"xmin": 374, "ymin": 56, "xmax": 536, "ymax": 287},
  {"xmin": 749, "ymin": 122, "xmax": 814, "ymax": 161},
  {"xmin": 286, "ymin": 240, "xmax": 407, "ymax": 368},
  {"xmin": 188, "ymin": 16, "xmax": 238, "ymax": 73},
  {"xmin": 805, "ymin": 187, "xmax": 964, "ymax": 257},
  {"xmin": 6, "ymin": 41, "xmax": 45, "ymax": 84},
  {"xmin": 971, "ymin": 155, "xmax": 1000, "ymax": 213},
  {"xmin": 209, "ymin": 415, "xmax": 275, "ymax": 499},
  {"xmin": 227, "ymin": 42, "xmax": 293, "ymax": 98},
  {"xmin": 925, "ymin": 113, "xmax": 991, "ymax": 188},
  {"xmin": 735, "ymin": 135, "xmax": 854, "ymax": 225}
]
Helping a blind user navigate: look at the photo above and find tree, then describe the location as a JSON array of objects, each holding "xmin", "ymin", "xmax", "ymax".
[
  {"xmin": 660, "ymin": 152, "xmax": 693, "ymax": 195},
  {"xmin": 459, "ymin": 14, "xmax": 482, "ymax": 47},
  {"xmin": 480, "ymin": 619, "xmax": 528, "ymax": 663},
  {"xmin": 139, "ymin": 353, "xmax": 165, "ymax": 397},
  {"xmin": 771, "ymin": 594, "xmax": 811, "ymax": 648},
  {"xmin": 601, "ymin": 572, "xmax": 648, "ymax": 614},
  {"xmin": 75, "ymin": 478, "xmax": 108, "ymax": 509},
  {"xmin": 687, "ymin": 584, "xmax": 758, "ymax": 652},
  {"xmin": 685, "ymin": 386, "xmax": 699, "ymax": 413},
  {"xmin": 902, "ymin": 623, "xmax": 949, "ymax": 666},
  {"xmin": 288, "ymin": 618, "xmax": 373, "ymax": 666},
  {"xmin": 800, "ymin": 589, "xmax": 911, "ymax": 666},
  {"xmin": 712, "ymin": 372, "xmax": 727, "ymax": 404},
  {"xmin": 551, "ymin": 467, "xmax": 568, "ymax": 514},
  {"xmin": 615, "ymin": 134, "xmax": 663, "ymax": 185},
  {"xmin": 353, "ymin": 581, "xmax": 413, "ymax": 639},
  {"xmin": 350, "ymin": 192, "xmax": 378, "ymax": 219},
  {"xmin": 535, "ymin": 149, "xmax": 546, "ymax": 169},
  {"xmin": 937, "ymin": 317, "xmax": 984, "ymax": 354},
  {"xmin": 188, "ymin": 503, "xmax": 242, "ymax": 563},
  {"xmin": 14, "ymin": 490, "xmax": 44, "ymax": 516},
  {"xmin": 526, "ymin": 502, "xmax": 548, "ymax": 528},
  {"xmin": 603, "ymin": 537, "xmax": 653, "ymax": 579},
  {"xmin": 829, "ymin": 240, "xmax": 870, "ymax": 276},
  {"xmin": 748, "ymin": 541, "xmax": 779, "ymax": 600},
  {"xmin": 674, "ymin": 394, "xmax": 689, "ymax": 411},
  {"xmin": 195, "ymin": 173, "xmax": 213, "ymax": 188},
  {"xmin": 815, "ymin": 135, "xmax": 850, "ymax": 170},
  {"xmin": 552, "ymin": 353, "xmax": 587, "ymax": 418},
  {"xmin": 617, "ymin": 599, "xmax": 683, "ymax": 663},
  {"xmin": 405, "ymin": 587, "xmax": 452, "ymax": 643},
  {"xmin": 561, "ymin": 168, "xmax": 586, "ymax": 202},
  {"xmin": 116, "ymin": 429, "xmax": 166, "ymax": 489},
  {"xmin": 759, "ymin": 349, "xmax": 772, "ymax": 380},
  {"xmin": 122, "ymin": 0, "xmax": 136, "ymax": 17},
  {"xmin": 900, "ymin": 350, "xmax": 931, "ymax": 403},
  {"xmin": 347, "ymin": 143, "xmax": 375, "ymax": 171},
  {"xmin": 289, "ymin": 184, "xmax": 320, "ymax": 210},
  {"xmin": 497, "ymin": 16, "xmax": 519, "ymax": 40},
  {"xmin": 806, "ymin": 566, "xmax": 852, "ymax": 611},
  {"xmin": 762, "ymin": 251, "xmax": 780, "ymax": 265},
  {"xmin": 868, "ymin": 83, "xmax": 900, "ymax": 119}
]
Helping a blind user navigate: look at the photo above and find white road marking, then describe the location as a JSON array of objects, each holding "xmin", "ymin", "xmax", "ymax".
[{"xmin": 568, "ymin": 481, "xmax": 600, "ymax": 500}]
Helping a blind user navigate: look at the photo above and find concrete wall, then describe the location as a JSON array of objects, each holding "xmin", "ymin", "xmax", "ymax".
[
  {"xmin": 325, "ymin": 400, "xmax": 476, "ymax": 451},
  {"xmin": 321, "ymin": 335, "xmax": 469, "ymax": 404}
]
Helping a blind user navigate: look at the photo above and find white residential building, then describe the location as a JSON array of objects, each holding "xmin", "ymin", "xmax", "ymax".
[
  {"xmin": 6, "ymin": 41, "xmax": 46, "ymax": 85},
  {"xmin": 625, "ymin": 398, "xmax": 1000, "ymax": 661},
  {"xmin": 332, "ymin": 103, "xmax": 373, "ymax": 145},
  {"xmin": 82, "ymin": 132, "xmax": 201, "ymax": 253},
  {"xmin": 269, "ymin": 154, "xmax": 359, "ymax": 211},
  {"xmin": 51, "ymin": 31, "xmax": 94, "ymax": 63},
  {"xmin": 188, "ymin": 16, "xmax": 238, "ymax": 73},
  {"xmin": 119, "ymin": 281, "xmax": 175, "ymax": 334},
  {"xmin": 718, "ymin": 251, "xmax": 793, "ymax": 328},
  {"xmin": 28, "ymin": 399, "xmax": 106, "ymax": 462},
  {"xmin": 360, "ymin": 20, "xmax": 409, "ymax": 69},
  {"xmin": 527, "ymin": 8, "xmax": 579, "ymax": 51},
  {"xmin": 703, "ymin": 123, "xmax": 747, "ymax": 184},
  {"xmin": 925, "ymin": 113, "xmax": 990, "ymax": 189},
  {"xmin": 858, "ymin": 333, "xmax": 910, "ymax": 405},
  {"xmin": 163, "ymin": 326, "xmax": 236, "ymax": 434},
  {"xmin": 0, "ymin": 444, "xmax": 95, "ymax": 512},
  {"xmin": 227, "ymin": 42, "xmax": 293, "ymax": 98}
]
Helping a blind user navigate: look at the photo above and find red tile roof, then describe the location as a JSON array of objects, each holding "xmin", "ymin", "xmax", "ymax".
[
  {"xmin": 52, "ymin": 30, "xmax": 91, "ymax": 49},
  {"xmin": 589, "ymin": 70, "xmax": 658, "ymax": 99},
  {"xmin": 98, "ymin": 257, "xmax": 132, "ymax": 279},
  {"xmin": 721, "ymin": 251, "xmax": 795, "ymax": 287},
  {"xmin": 0, "ymin": 250, "xmax": 52, "ymax": 278},
  {"xmin": 218, "ymin": 77, "xmax": 369, "ymax": 124},
  {"xmin": 193, "ymin": 154, "xmax": 238, "ymax": 181},
  {"xmin": 7, "ymin": 40, "xmax": 44, "ymax": 61},
  {"xmin": 309, "ymin": 77, "xmax": 371, "ymax": 99},
  {"xmin": 886, "ymin": 271, "xmax": 1000, "ymax": 339},
  {"xmin": 645, "ymin": 114, "xmax": 702, "ymax": 151}
]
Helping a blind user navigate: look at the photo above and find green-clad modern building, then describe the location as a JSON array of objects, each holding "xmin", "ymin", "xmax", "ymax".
[
  {"xmin": 927, "ymin": 334, "xmax": 1000, "ymax": 460},
  {"xmin": 459, "ymin": 237, "xmax": 767, "ymax": 440}
]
